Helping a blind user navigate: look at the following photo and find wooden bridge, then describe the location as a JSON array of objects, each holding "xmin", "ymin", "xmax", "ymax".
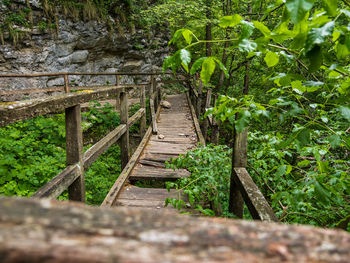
[
  {"xmin": 0, "ymin": 71, "xmax": 348, "ymax": 262},
  {"xmin": 0, "ymin": 71, "xmax": 276, "ymax": 219}
]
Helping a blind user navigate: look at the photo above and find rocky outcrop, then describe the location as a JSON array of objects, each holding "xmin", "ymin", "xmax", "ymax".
[{"xmin": 0, "ymin": 0, "xmax": 170, "ymax": 100}]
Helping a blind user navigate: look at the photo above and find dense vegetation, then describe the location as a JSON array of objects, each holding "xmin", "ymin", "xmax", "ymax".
[
  {"xmin": 0, "ymin": 102, "xmax": 141, "ymax": 205},
  {"xmin": 152, "ymin": 0, "xmax": 350, "ymax": 230}
]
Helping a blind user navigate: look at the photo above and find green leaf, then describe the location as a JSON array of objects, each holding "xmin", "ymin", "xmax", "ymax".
[
  {"xmin": 296, "ymin": 128, "xmax": 310, "ymax": 147},
  {"xmin": 338, "ymin": 106, "xmax": 350, "ymax": 122},
  {"xmin": 323, "ymin": 0, "xmax": 338, "ymax": 16},
  {"xmin": 190, "ymin": 57, "xmax": 207, "ymax": 75},
  {"xmin": 328, "ymin": 134, "xmax": 341, "ymax": 148},
  {"xmin": 213, "ymin": 57, "xmax": 229, "ymax": 78},
  {"xmin": 264, "ymin": 51, "xmax": 280, "ymax": 67},
  {"xmin": 314, "ymin": 180, "xmax": 332, "ymax": 205},
  {"xmin": 235, "ymin": 110, "xmax": 251, "ymax": 133},
  {"xmin": 180, "ymin": 49, "xmax": 191, "ymax": 72},
  {"xmin": 305, "ymin": 21, "xmax": 335, "ymax": 52},
  {"xmin": 253, "ymin": 21, "xmax": 271, "ymax": 37},
  {"xmin": 286, "ymin": 0, "xmax": 314, "ymax": 24},
  {"xmin": 238, "ymin": 39, "xmax": 257, "ymax": 52},
  {"xmin": 201, "ymin": 57, "xmax": 216, "ymax": 85},
  {"xmin": 240, "ymin": 20, "xmax": 255, "ymax": 39},
  {"xmin": 182, "ymin": 29, "xmax": 193, "ymax": 45},
  {"xmin": 306, "ymin": 45, "xmax": 322, "ymax": 72},
  {"xmin": 219, "ymin": 14, "xmax": 242, "ymax": 28}
]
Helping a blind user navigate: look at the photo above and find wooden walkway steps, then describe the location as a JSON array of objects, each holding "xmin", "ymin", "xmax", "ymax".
[{"xmin": 113, "ymin": 93, "xmax": 198, "ymax": 211}]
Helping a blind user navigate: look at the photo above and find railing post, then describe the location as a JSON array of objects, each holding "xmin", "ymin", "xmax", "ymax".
[
  {"xmin": 229, "ymin": 128, "xmax": 248, "ymax": 218},
  {"xmin": 115, "ymin": 74, "xmax": 121, "ymax": 110},
  {"xmin": 120, "ymin": 91, "xmax": 129, "ymax": 169},
  {"xmin": 202, "ymin": 88, "xmax": 212, "ymax": 141},
  {"xmin": 140, "ymin": 86, "xmax": 147, "ymax": 138},
  {"xmin": 211, "ymin": 95, "xmax": 219, "ymax": 145},
  {"xmin": 196, "ymin": 80, "xmax": 203, "ymax": 119},
  {"xmin": 149, "ymin": 75, "xmax": 157, "ymax": 134},
  {"xmin": 64, "ymin": 73, "xmax": 70, "ymax": 93},
  {"xmin": 65, "ymin": 104, "xmax": 84, "ymax": 202}
]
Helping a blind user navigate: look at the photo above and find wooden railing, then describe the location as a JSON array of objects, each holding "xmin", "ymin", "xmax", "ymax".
[
  {"xmin": 188, "ymin": 79, "xmax": 278, "ymax": 222},
  {"xmin": 0, "ymin": 71, "xmax": 179, "ymax": 202}
]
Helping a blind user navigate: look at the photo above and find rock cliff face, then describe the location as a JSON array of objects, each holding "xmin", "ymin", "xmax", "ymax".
[{"xmin": 0, "ymin": 0, "xmax": 170, "ymax": 99}]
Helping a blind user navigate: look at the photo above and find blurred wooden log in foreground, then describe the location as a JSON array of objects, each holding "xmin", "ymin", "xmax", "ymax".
[{"xmin": 0, "ymin": 197, "xmax": 349, "ymax": 263}]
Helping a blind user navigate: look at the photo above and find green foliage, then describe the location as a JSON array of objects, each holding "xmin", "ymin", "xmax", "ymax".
[
  {"xmin": 162, "ymin": 0, "xmax": 350, "ymax": 230},
  {"xmin": 0, "ymin": 102, "xmax": 125, "ymax": 205},
  {"xmin": 165, "ymin": 145, "xmax": 233, "ymax": 216}
]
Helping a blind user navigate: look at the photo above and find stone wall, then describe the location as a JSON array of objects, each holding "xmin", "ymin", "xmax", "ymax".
[{"xmin": 0, "ymin": 0, "xmax": 170, "ymax": 100}]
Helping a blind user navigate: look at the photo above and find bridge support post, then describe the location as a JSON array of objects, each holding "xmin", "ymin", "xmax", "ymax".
[
  {"xmin": 211, "ymin": 95, "xmax": 219, "ymax": 145},
  {"xmin": 115, "ymin": 74, "xmax": 121, "ymax": 110},
  {"xmin": 229, "ymin": 128, "xmax": 248, "ymax": 217},
  {"xmin": 196, "ymin": 80, "xmax": 203, "ymax": 120},
  {"xmin": 65, "ymin": 104, "xmax": 85, "ymax": 202},
  {"xmin": 120, "ymin": 91, "xmax": 129, "ymax": 169},
  {"xmin": 140, "ymin": 86, "xmax": 146, "ymax": 138},
  {"xmin": 149, "ymin": 76, "xmax": 158, "ymax": 134},
  {"xmin": 202, "ymin": 88, "xmax": 212, "ymax": 141}
]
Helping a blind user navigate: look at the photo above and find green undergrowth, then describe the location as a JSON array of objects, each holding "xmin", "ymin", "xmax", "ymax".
[{"xmin": 0, "ymin": 101, "xmax": 140, "ymax": 205}]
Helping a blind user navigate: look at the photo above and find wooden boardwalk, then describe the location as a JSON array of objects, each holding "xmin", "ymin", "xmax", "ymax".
[{"xmin": 115, "ymin": 93, "xmax": 198, "ymax": 211}]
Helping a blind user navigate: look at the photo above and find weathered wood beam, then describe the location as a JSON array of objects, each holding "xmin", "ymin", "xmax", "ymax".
[
  {"xmin": 0, "ymin": 86, "xmax": 127, "ymax": 127},
  {"xmin": 102, "ymin": 126, "xmax": 153, "ymax": 206},
  {"xmin": 229, "ymin": 128, "xmax": 247, "ymax": 217},
  {"xmin": 233, "ymin": 167, "xmax": 279, "ymax": 222},
  {"xmin": 83, "ymin": 124, "xmax": 127, "ymax": 170},
  {"xmin": 65, "ymin": 105, "xmax": 85, "ymax": 202},
  {"xmin": 186, "ymin": 92, "xmax": 205, "ymax": 145},
  {"xmin": 196, "ymin": 81, "xmax": 203, "ymax": 119},
  {"xmin": 31, "ymin": 164, "xmax": 79, "ymax": 199},
  {"xmin": 120, "ymin": 91, "xmax": 129, "ymax": 169},
  {"xmin": 0, "ymin": 197, "xmax": 349, "ymax": 263},
  {"xmin": 149, "ymin": 76, "xmax": 158, "ymax": 134},
  {"xmin": 202, "ymin": 89, "xmax": 212, "ymax": 141},
  {"xmin": 140, "ymin": 86, "xmax": 147, "ymax": 137}
]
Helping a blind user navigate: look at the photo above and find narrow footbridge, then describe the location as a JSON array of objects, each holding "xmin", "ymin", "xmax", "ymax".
[
  {"xmin": 0, "ymin": 71, "xmax": 276, "ymax": 219},
  {"xmin": 0, "ymin": 72, "xmax": 349, "ymax": 263}
]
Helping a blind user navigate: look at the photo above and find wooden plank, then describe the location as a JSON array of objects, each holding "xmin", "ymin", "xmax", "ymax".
[
  {"xmin": 233, "ymin": 168, "xmax": 278, "ymax": 222},
  {"xmin": 0, "ymin": 86, "xmax": 127, "ymax": 127},
  {"xmin": 65, "ymin": 105, "xmax": 85, "ymax": 202},
  {"xmin": 101, "ymin": 126, "xmax": 153, "ymax": 207},
  {"xmin": 118, "ymin": 186, "xmax": 184, "ymax": 201},
  {"xmin": 83, "ymin": 124, "xmax": 127, "ymax": 169},
  {"xmin": 120, "ymin": 91, "xmax": 129, "ymax": 169},
  {"xmin": 131, "ymin": 166, "xmax": 190, "ymax": 180},
  {"xmin": 186, "ymin": 92, "xmax": 205, "ymax": 145},
  {"xmin": 31, "ymin": 164, "xmax": 79, "ymax": 199},
  {"xmin": 139, "ymin": 159, "xmax": 166, "ymax": 168}
]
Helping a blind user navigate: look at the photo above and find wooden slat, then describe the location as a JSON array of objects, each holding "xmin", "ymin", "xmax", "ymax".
[
  {"xmin": 101, "ymin": 126, "xmax": 153, "ymax": 207},
  {"xmin": 31, "ymin": 164, "xmax": 79, "ymax": 199},
  {"xmin": 131, "ymin": 166, "xmax": 190, "ymax": 180},
  {"xmin": 128, "ymin": 108, "xmax": 145, "ymax": 127},
  {"xmin": 233, "ymin": 167, "xmax": 278, "ymax": 222},
  {"xmin": 186, "ymin": 92, "xmax": 205, "ymax": 145},
  {"xmin": 83, "ymin": 124, "xmax": 127, "ymax": 169}
]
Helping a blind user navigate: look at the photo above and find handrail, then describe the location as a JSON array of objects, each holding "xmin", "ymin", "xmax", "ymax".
[
  {"xmin": 0, "ymin": 70, "xmax": 185, "ymax": 203},
  {"xmin": 0, "ymin": 71, "xmax": 177, "ymax": 78}
]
